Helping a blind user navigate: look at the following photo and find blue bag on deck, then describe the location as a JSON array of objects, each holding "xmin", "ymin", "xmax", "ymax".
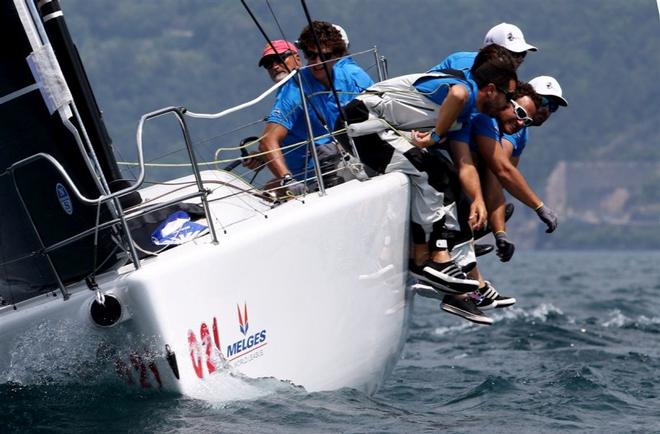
[{"xmin": 151, "ymin": 210, "xmax": 208, "ymax": 246}]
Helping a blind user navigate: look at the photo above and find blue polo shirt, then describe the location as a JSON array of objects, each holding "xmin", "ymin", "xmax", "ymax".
[
  {"xmin": 412, "ymin": 72, "xmax": 478, "ymax": 144},
  {"xmin": 503, "ymin": 127, "xmax": 529, "ymax": 157},
  {"xmin": 306, "ymin": 57, "xmax": 374, "ymax": 132},
  {"xmin": 266, "ymin": 57, "xmax": 373, "ymax": 179},
  {"xmin": 429, "ymin": 51, "xmax": 477, "ymax": 73},
  {"xmin": 471, "ymin": 115, "xmax": 531, "ymax": 160},
  {"xmin": 469, "ymin": 113, "xmax": 502, "ymax": 152}
]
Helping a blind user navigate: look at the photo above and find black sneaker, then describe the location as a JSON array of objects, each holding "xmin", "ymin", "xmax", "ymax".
[
  {"xmin": 409, "ymin": 261, "xmax": 450, "ymax": 298},
  {"xmin": 441, "ymin": 295, "xmax": 493, "ymax": 325},
  {"xmin": 481, "ymin": 280, "xmax": 516, "ymax": 308},
  {"xmin": 473, "ymin": 203, "xmax": 515, "ymax": 241},
  {"xmin": 475, "ymin": 244, "xmax": 494, "ymax": 257},
  {"xmin": 414, "ymin": 260, "xmax": 479, "ymax": 294},
  {"xmin": 468, "ymin": 290, "xmax": 497, "ymax": 310}
]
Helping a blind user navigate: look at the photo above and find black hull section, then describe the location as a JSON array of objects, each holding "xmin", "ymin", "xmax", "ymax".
[{"xmin": 0, "ymin": 1, "xmax": 125, "ymax": 303}]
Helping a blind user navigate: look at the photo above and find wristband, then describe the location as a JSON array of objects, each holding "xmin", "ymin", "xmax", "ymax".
[{"xmin": 534, "ymin": 202, "xmax": 544, "ymax": 211}]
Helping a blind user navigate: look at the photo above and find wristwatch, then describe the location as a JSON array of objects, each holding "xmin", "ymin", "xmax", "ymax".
[{"xmin": 430, "ymin": 129, "xmax": 442, "ymax": 145}]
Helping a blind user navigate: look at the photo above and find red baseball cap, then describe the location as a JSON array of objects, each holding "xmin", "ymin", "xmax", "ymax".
[{"xmin": 258, "ymin": 40, "xmax": 298, "ymax": 66}]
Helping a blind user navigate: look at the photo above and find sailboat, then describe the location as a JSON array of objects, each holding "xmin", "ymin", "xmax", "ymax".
[{"xmin": 0, "ymin": 0, "xmax": 413, "ymax": 397}]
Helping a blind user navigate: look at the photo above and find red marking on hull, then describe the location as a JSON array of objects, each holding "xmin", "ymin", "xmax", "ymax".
[{"xmin": 188, "ymin": 330, "xmax": 204, "ymax": 379}]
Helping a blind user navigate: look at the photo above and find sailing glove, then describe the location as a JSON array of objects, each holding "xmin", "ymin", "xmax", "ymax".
[
  {"xmin": 494, "ymin": 232, "xmax": 515, "ymax": 262},
  {"xmin": 536, "ymin": 204, "xmax": 558, "ymax": 233}
]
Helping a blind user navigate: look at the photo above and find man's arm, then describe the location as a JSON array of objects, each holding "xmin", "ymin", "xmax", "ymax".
[
  {"xmin": 475, "ymin": 133, "xmax": 558, "ymax": 232},
  {"xmin": 475, "ymin": 134, "xmax": 542, "ymax": 209},
  {"xmin": 259, "ymin": 123, "xmax": 292, "ymax": 179},
  {"xmin": 411, "ymin": 84, "xmax": 469, "ymax": 148},
  {"xmin": 481, "ymin": 165, "xmax": 516, "ymax": 261},
  {"xmin": 450, "ymin": 139, "xmax": 486, "ymax": 230},
  {"xmin": 482, "ymin": 137, "xmax": 515, "ymax": 234},
  {"xmin": 482, "ymin": 166, "xmax": 506, "ymax": 233}
]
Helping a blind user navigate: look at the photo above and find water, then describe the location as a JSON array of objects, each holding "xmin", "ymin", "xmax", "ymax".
[{"xmin": 3, "ymin": 251, "xmax": 660, "ymax": 433}]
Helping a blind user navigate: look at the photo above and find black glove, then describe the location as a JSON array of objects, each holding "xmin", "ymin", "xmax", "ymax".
[
  {"xmin": 280, "ymin": 174, "xmax": 306, "ymax": 196},
  {"xmin": 494, "ymin": 232, "xmax": 515, "ymax": 262},
  {"xmin": 536, "ymin": 204, "xmax": 558, "ymax": 233}
]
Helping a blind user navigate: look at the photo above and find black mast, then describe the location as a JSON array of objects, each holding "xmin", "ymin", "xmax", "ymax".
[{"xmin": 36, "ymin": 0, "xmax": 124, "ymax": 185}]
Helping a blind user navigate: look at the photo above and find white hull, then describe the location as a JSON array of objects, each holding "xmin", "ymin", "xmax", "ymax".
[{"xmin": 0, "ymin": 171, "xmax": 412, "ymax": 397}]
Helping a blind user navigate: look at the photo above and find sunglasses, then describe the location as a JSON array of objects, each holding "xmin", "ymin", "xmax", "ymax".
[
  {"xmin": 510, "ymin": 99, "xmax": 534, "ymax": 127},
  {"xmin": 540, "ymin": 96, "xmax": 559, "ymax": 113},
  {"xmin": 261, "ymin": 51, "xmax": 294, "ymax": 69},
  {"xmin": 510, "ymin": 51, "xmax": 527, "ymax": 60},
  {"xmin": 302, "ymin": 48, "xmax": 334, "ymax": 60}
]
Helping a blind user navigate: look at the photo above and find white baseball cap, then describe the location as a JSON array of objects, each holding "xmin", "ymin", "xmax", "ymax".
[
  {"xmin": 483, "ymin": 23, "xmax": 537, "ymax": 53},
  {"xmin": 333, "ymin": 24, "xmax": 350, "ymax": 49},
  {"xmin": 529, "ymin": 75, "xmax": 568, "ymax": 106}
]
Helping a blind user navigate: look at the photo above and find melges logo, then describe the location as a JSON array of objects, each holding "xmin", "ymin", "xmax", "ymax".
[
  {"xmin": 187, "ymin": 302, "xmax": 268, "ymax": 380},
  {"xmin": 226, "ymin": 303, "xmax": 267, "ymax": 357}
]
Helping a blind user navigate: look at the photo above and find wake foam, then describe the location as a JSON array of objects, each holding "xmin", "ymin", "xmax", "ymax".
[
  {"xmin": 602, "ymin": 309, "xmax": 660, "ymax": 329},
  {"xmin": 490, "ymin": 303, "xmax": 565, "ymax": 323},
  {"xmin": 433, "ymin": 303, "xmax": 565, "ymax": 335},
  {"xmin": 3, "ymin": 318, "xmax": 110, "ymax": 385},
  {"xmin": 186, "ymin": 369, "xmax": 304, "ymax": 406}
]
